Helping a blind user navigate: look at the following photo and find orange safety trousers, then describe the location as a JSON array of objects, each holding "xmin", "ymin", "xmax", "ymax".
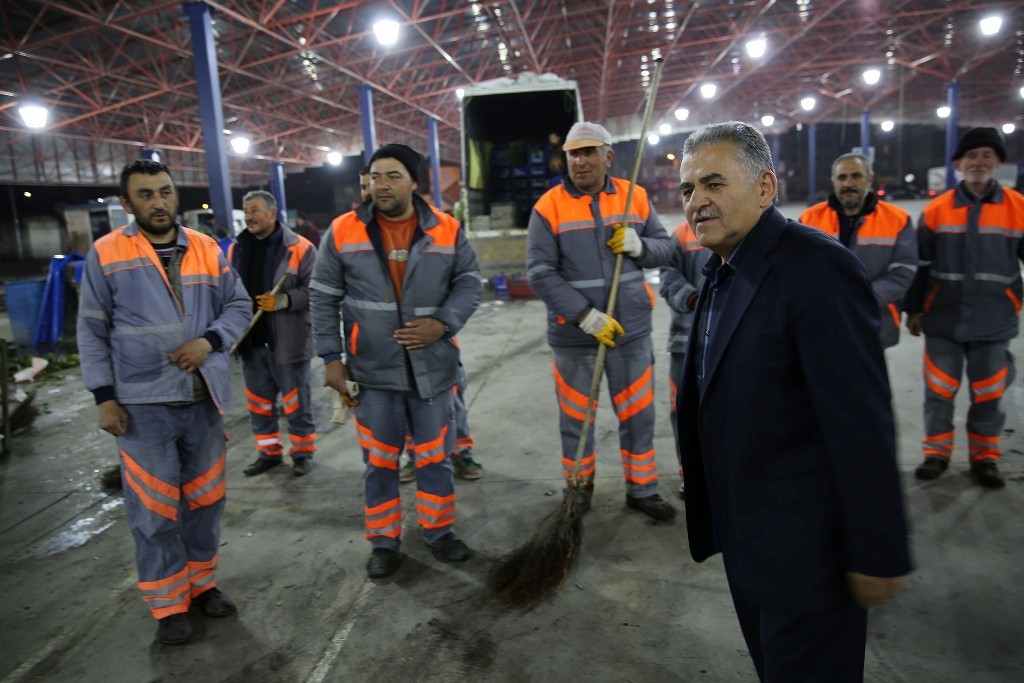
[
  {"xmin": 354, "ymin": 388, "xmax": 456, "ymax": 550},
  {"xmin": 551, "ymin": 336, "xmax": 659, "ymax": 497},
  {"xmin": 118, "ymin": 401, "xmax": 227, "ymax": 619},
  {"xmin": 922, "ymin": 336, "xmax": 1015, "ymax": 464}
]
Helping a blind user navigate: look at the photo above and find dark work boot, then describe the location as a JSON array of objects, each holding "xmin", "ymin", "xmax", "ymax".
[
  {"xmin": 914, "ymin": 457, "xmax": 948, "ymax": 480},
  {"xmin": 971, "ymin": 461, "xmax": 1005, "ymax": 489},
  {"xmin": 626, "ymin": 493, "xmax": 677, "ymax": 521},
  {"xmin": 155, "ymin": 613, "xmax": 192, "ymax": 645},
  {"xmin": 367, "ymin": 548, "xmax": 403, "ymax": 578},
  {"xmin": 192, "ymin": 587, "xmax": 237, "ymax": 618},
  {"xmin": 244, "ymin": 458, "xmax": 282, "ymax": 476}
]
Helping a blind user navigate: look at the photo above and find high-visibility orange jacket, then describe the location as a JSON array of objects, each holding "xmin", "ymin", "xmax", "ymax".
[
  {"xmin": 526, "ymin": 175, "xmax": 673, "ymax": 348},
  {"xmin": 77, "ymin": 223, "xmax": 252, "ymax": 412},
  {"xmin": 309, "ymin": 195, "xmax": 481, "ymax": 399},
  {"xmin": 800, "ymin": 193, "xmax": 917, "ymax": 347},
  {"xmin": 229, "ymin": 223, "xmax": 315, "ymax": 365},
  {"xmin": 905, "ymin": 182, "xmax": 1024, "ymax": 342}
]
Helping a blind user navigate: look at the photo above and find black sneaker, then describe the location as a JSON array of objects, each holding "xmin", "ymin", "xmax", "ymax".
[
  {"xmin": 244, "ymin": 458, "xmax": 282, "ymax": 476},
  {"xmin": 156, "ymin": 613, "xmax": 192, "ymax": 645},
  {"xmin": 367, "ymin": 548, "xmax": 403, "ymax": 578},
  {"xmin": 971, "ymin": 461, "xmax": 1005, "ymax": 489},
  {"xmin": 192, "ymin": 587, "xmax": 237, "ymax": 618},
  {"xmin": 626, "ymin": 493, "xmax": 677, "ymax": 522},
  {"xmin": 915, "ymin": 457, "xmax": 948, "ymax": 480},
  {"xmin": 426, "ymin": 533, "xmax": 472, "ymax": 562},
  {"xmin": 292, "ymin": 457, "xmax": 313, "ymax": 477}
]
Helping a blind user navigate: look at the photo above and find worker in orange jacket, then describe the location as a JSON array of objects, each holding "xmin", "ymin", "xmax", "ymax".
[
  {"xmin": 800, "ymin": 153, "xmax": 917, "ymax": 348},
  {"xmin": 905, "ymin": 127, "xmax": 1024, "ymax": 488}
]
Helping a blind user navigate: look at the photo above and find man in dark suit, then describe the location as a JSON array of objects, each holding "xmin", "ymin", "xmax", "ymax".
[{"xmin": 675, "ymin": 121, "xmax": 912, "ymax": 682}]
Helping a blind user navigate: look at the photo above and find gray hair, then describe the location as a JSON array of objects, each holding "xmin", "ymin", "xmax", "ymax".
[
  {"xmin": 681, "ymin": 121, "xmax": 775, "ymax": 182},
  {"xmin": 831, "ymin": 153, "xmax": 873, "ymax": 177},
  {"xmin": 242, "ymin": 190, "xmax": 277, "ymax": 213}
]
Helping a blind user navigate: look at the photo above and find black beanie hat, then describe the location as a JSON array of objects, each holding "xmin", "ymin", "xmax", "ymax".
[
  {"xmin": 369, "ymin": 143, "xmax": 422, "ymax": 183},
  {"xmin": 952, "ymin": 127, "xmax": 1006, "ymax": 162}
]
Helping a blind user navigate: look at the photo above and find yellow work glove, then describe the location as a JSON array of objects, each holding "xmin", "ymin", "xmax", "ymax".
[
  {"xmin": 607, "ymin": 224, "xmax": 643, "ymax": 257},
  {"xmin": 256, "ymin": 292, "xmax": 288, "ymax": 312},
  {"xmin": 579, "ymin": 308, "xmax": 625, "ymax": 348}
]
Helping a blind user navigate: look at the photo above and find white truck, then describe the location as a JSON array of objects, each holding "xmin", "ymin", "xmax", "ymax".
[{"xmin": 460, "ymin": 73, "xmax": 583, "ymax": 233}]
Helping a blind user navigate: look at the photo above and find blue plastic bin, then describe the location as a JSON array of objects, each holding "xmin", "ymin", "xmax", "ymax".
[{"xmin": 4, "ymin": 278, "xmax": 46, "ymax": 349}]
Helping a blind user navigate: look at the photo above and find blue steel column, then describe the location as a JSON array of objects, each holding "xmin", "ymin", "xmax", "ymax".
[
  {"xmin": 860, "ymin": 109, "xmax": 870, "ymax": 157},
  {"xmin": 359, "ymin": 85, "xmax": 377, "ymax": 163},
  {"xmin": 945, "ymin": 82, "xmax": 960, "ymax": 190},
  {"xmin": 142, "ymin": 148, "xmax": 160, "ymax": 162},
  {"xmin": 427, "ymin": 118, "xmax": 442, "ymax": 208},
  {"xmin": 807, "ymin": 123, "xmax": 817, "ymax": 205},
  {"xmin": 771, "ymin": 135, "xmax": 782, "ymax": 201},
  {"xmin": 269, "ymin": 162, "xmax": 288, "ymax": 225},
  {"xmin": 183, "ymin": 2, "xmax": 233, "ymax": 235}
]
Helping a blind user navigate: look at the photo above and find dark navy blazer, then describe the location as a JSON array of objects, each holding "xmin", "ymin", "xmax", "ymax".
[{"xmin": 677, "ymin": 207, "xmax": 912, "ymax": 614}]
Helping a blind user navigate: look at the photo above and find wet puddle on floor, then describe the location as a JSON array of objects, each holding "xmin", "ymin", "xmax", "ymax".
[{"xmin": 14, "ymin": 497, "xmax": 125, "ymax": 561}]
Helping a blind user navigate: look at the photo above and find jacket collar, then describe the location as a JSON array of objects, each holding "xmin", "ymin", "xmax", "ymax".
[
  {"xmin": 355, "ymin": 193, "xmax": 439, "ymax": 231},
  {"xmin": 124, "ymin": 220, "xmax": 188, "ymax": 248},
  {"xmin": 954, "ymin": 180, "xmax": 1003, "ymax": 208},
  {"xmin": 561, "ymin": 174, "xmax": 616, "ymax": 198},
  {"xmin": 826, "ymin": 190, "xmax": 878, "ymax": 218}
]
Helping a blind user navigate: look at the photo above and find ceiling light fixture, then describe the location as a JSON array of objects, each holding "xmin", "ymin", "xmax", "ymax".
[
  {"xmin": 327, "ymin": 151, "xmax": 343, "ymax": 166},
  {"xmin": 1003, "ymin": 123, "xmax": 1015, "ymax": 135},
  {"xmin": 745, "ymin": 37, "xmax": 767, "ymax": 59},
  {"xmin": 373, "ymin": 19, "xmax": 400, "ymax": 46},
  {"xmin": 800, "ymin": 96, "xmax": 816, "ymax": 111},
  {"xmin": 862, "ymin": 69, "xmax": 881, "ymax": 85},
  {"xmin": 700, "ymin": 83, "xmax": 716, "ymax": 99},
  {"xmin": 761, "ymin": 114, "xmax": 775, "ymax": 127},
  {"xmin": 230, "ymin": 136, "xmax": 250, "ymax": 154},
  {"xmin": 936, "ymin": 106, "xmax": 951, "ymax": 119},
  {"xmin": 674, "ymin": 108, "xmax": 689, "ymax": 121},
  {"xmin": 647, "ymin": 134, "xmax": 660, "ymax": 145},
  {"xmin": 19, "ymin": 105, "xmax": 48, "ymax": 129},
  {"xmin": 979, "ymin": 16, "xmax": 1002, "ymax": 36},
  {"xmin": 881, "ymin": 120, "xmax": 895, "ymax": 132}
]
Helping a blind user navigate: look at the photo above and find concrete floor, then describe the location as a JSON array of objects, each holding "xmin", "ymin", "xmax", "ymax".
[{"xmin": 1, "ymin": 203, "xmax": 1023, "ymax": 683}]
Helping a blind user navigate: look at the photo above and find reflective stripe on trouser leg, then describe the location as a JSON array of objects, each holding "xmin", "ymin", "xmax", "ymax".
[
  {"xmin": 450, "ymin": 370, "xmax": 474, "ymax": 462},
  {"xmin": 551, "ymin": 336, "xmax": 659, "ymax": 496},
  {"xmin": 243, "ymin": 347, "xmax": 316, "ymax": 461},
  {"xmin": 243, "ymin": 347, "xmax": 283, "ymax": 461},
  {"xmin": 118, "ymin": 401, "xmax": 226, "ymax": 619},
  {"xmin": 551, "ymin": 352, "xmax": 597, "ymax": 485},
  {"xmin": 354, "ymin": 389, "xmax": 404, "ymax": 550},
  {"xmin": 965, "ymin": 340, "xmax": 1014, "ymax": 464},
  {"xmin": 922, "ymin": 336, "xmax": 964, "ymax": 462},
  {"xmin": 608, "ymin": 336, "xmax": 658, "ymax": 496},
  {"xmin": 408, "ymin": 390, "xmax": 456, "ymax": 544}
]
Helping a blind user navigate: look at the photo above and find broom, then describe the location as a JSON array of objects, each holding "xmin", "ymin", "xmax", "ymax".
[
  {"xmin": 228, "ymin": 273, "xmax": 288, "ymax": 355},
  {"xmin": 487, "ymin": 56, "xmax": 667, "ymax": 610}
]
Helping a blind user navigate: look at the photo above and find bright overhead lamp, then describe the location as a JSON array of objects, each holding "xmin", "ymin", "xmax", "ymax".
[
  {"xmin": 1003, "ymin": 123, "xmax": 1015, "ymax": 135},
  {"xmin": 23, "ymin": 191, "xmax": 32, "ymax": 198},
  {"xmin": 456, "ymin": 88, "xmax": 465, "ymax": 100},
  {"xmin": 800, "ymin": 97, "xmax": 816, "ymax": 111},
  {"xmin": 979, "ymin": 16, "xmax": 1002, "ymax": 36},
  {"xmin": 880, "ymin": 120, "xmax": 895, "ymax": 132},
  {"xmin": 745, "ymin": 37, "xmax": 767, "ymax": 59},
  {"xmin": 761, "ymin": 114, "xmax": 775, "ymax": 127},
  {"xmin": 936, "ymin": 106, "xmax": 951, "ymax": 119},
  {"xmin": 674, "ymin": 107, "xmax": 689, "ymax": 121},
  {"xmin": 862, "ymin": 69, "xmax": 880, "ymax": 85},
  {"xmin": 659, "ymin": 123, "xmax": 671, "ymax": 135},
  {"xmin": 666, "ymin": 153, "xmax": 676, "ymax": 161},
  {"xmin": 1019, "ymin": 86, "xmax": 1024, "ymax": 99},
  {"xmin": 700, "ymin": 83, "xmax": 716, "ymax": 99},
  {"xmin": 647, "ymin": 134, "xmax": 660, "ymax": 145},
  {"xmin": 19, "ymin": 105, "xmax": 48, "ymax": 129},
  {"xmin": 230, "ymin": 136, "xmax": 250, "ymax": 154},
  {"xmin": 373, "ymin": 19, "xmax": 400, "ymax": 46},
  {"xmin": 326, "ymin": 151, "xmax": 343, "ymax": 166}
]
